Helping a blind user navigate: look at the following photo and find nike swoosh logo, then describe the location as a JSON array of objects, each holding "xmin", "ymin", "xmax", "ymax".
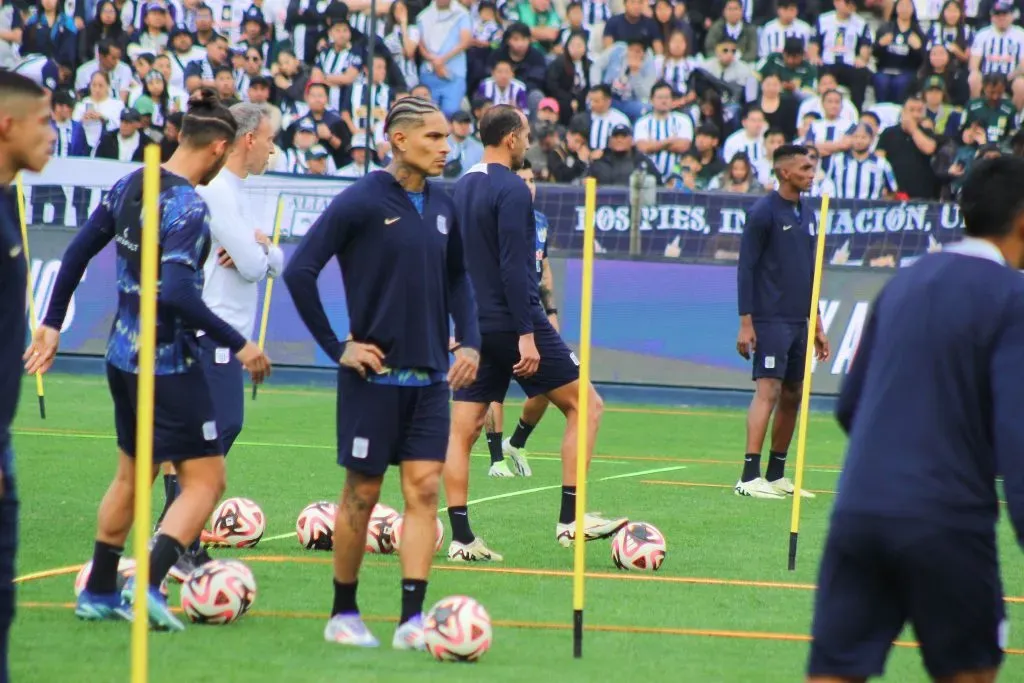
[
  {"xmin": 783, "ymin": 225, "xmax": 792, "ymax": 231},
  {"xmin": 385, "ymin": 217, "xmax": 400, "ymax": 225},
  {"xmin": 9, "ymin": 245, "xmax": 22, "ymax": 258}
]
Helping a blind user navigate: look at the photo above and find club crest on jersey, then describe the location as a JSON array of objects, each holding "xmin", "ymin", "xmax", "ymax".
[
  {"xmin": 537, "ymin": 227, "xmax": 547, "ymax": 244},
  {"xmin": 436, "ymin": 215, "xmax": 448, "ymax": 235}
]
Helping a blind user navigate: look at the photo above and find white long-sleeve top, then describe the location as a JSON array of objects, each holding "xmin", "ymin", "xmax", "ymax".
[{"xmin": 196, "ymin": 168, "xmax": 285, "ymax": 339}]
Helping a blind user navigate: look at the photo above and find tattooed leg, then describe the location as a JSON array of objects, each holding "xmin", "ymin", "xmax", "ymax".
[{"xmin": 332, "ymin": 470, "xmax": 383, "ymax": 583}]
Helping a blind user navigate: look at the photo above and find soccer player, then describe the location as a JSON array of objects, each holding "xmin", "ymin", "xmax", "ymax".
[
  {"xmin": 444, "ymin": 105, "xmax": 627, "ymax": 563},
  {"xmin": 483, "ymin": 158, "xmax": 558, "ymax": 479},
  {"xmin": 734, "ymin": 144, "xmax": 829, "ymax": 500},
  {"xmin": 281, "ymin": 97, "xmax": 480, "ymax": 650},
  {"xmin": 0, "ymin": 71, "xmax": 55, "ymax": 682},
  {"xmin": 157, "ymin": 101, "xmax": 284, "ymax": 575},
  {"xmin": 25, "ymin": 89, "xmax": 272, "ymax": 631},
  {"xmin": 807, "ymin": 156, "xmax": 1024, "ymax": 683}
]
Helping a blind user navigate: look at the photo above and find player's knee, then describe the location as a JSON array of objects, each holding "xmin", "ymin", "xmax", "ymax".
[
  {"xmin": 780, "ymin": 383, "xmax": 802, "ymax": 409},
  {"xmin": 590, "ymin": 391, "xmax": 604, "ymax": 425},
  {"xmin": 755, "ymin": 380, "xmax": 783, "ymax": 403},
  {"xmin": 403, "ymin": 470, "xmax": 441, "ymax": 512}
]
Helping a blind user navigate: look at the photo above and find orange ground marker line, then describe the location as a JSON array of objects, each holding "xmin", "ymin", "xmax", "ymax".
[
  {"xmin": 642, "ymin": 479, "xmax": 838, "ymax": 496},
  {"xmin": 13, "ymin": 564, "xmax": 83, "ymax": 583},
  {"xmin": 14, "ymin": 600, "xmax": 1024, "ymax": 655}
]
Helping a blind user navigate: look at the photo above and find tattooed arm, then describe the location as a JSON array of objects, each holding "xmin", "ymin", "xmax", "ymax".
[{"xmin": 539, "ymin": 257, "xmax": 559, "ymax": 333}]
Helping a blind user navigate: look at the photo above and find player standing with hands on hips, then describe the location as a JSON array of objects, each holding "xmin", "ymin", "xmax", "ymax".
[
  {"xmin": 26, "ymin": 89, "xmax": 272, "ymax": 632},
  {"xmin": 282, "ymin": 97, "xmax": 481, "ymax": 650},
  {"xmin": 734, "ymin": 144, "xmax": 829, "ymax": 500},
  {"xmin": 0, "ymin": 71, "xmax": 54, "ymax": 681}
]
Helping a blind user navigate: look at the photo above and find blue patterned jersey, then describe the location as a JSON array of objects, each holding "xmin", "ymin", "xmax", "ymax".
[
  {"xmin": 534, "ymin": 210, "xmax": 549, "ymax": 283},
  {"xmin": 87, "ymin": 169, "xmax": 213, "ymax": 375}
]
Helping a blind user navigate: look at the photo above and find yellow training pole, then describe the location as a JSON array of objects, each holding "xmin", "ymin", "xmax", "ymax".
[
  {"xmin": 572, "ymin": 177, "xmax": 597, "ymax": 658},
  {"xmin": 252, "ymin": 195, "xmax": 285, "ymax": 400},
  {"xmin": 14, "ymin": 174, "xmax": 46, "ymax": 419},
  {"xmin": 131, "ymin": 144, "xmax": 162, "ymax": 683},
  {"xmin": 787, "ymin": 194, "xmax": 831, "ymax": 572}
]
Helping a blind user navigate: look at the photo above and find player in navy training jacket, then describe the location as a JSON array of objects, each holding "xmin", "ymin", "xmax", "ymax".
[
  {"xmin": 282, "ymin": 97, "xmax": 481, "ymax": 651},
  {"xmin": 807, "ymin": 156, "xmax": 1024, "ymax": 682},
  {"xmin": 0, "ymin": 71, "xmax": 54, "ymax": 683},
  {"xmin": 442, "ymin": 105, "xmax": 627, "ymax": 563},
  {"xmin": 734, "ymin": 144, "xmax": 830, "ymax": 500},
  {"xmin": 27, "ymin": 90, "xmax": 272, "ymax": 633}
]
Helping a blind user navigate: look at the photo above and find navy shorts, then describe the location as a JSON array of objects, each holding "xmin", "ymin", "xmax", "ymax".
[
  {"xmin": 452, "ymin": 317, "xmax": 580, "ymax": 404},
  {"xmin": 197, "ymin": 336, "xmax": 244, "ymax": 455},
  {"xmin": 0, "ymin": 446, "xmax": 15, "ymax": 683},
  {"xmin": 335, "ymin": 369, "xmax": 449, "ymax": 477},
  {"xmin": 752, "ymin": 321, "xmax": 806, "ymax": 383},
  {"xmin": 808, "ymin": 514, "xmax": 1006, "ymax": 680},
  {"xmin": 106, "ymin": 363, "xmax": 224, "ymax": 462}
]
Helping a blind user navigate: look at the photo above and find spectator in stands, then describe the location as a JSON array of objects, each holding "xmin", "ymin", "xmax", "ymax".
[
  {"xmin": 382, "ymin": 0, "xmax": 421, "ymax": 90},
  {"xmin": 278, "ymin": 117, "xmax": 318, "ymax": 171},
  {"xmin": 653, "ymin": 0, "xmax": 689, "ymax": 52},
  {"xmin": 921, "ymin": 75, "xmax": 963, "ymax": 136},
  {"xmin": 704, "ymin": 0, "xmax": 756, "ymax": 63},
  {"xmin": 545, "ymin": 31, "xmax": 591, "ymax": 125},
  {"xmin": 165, "ymin": 25, "xmax": 204, "ymax": 91},
  {"xmin": 963, "ymin": 72, "xmax": 1016, "ymax": 142},
  {"xmin": 604, "ymin": 0, "xmax": 662, "ymax": 53},
  {"xmin": 239, "ymin": 7, "xmax": 273, "ymax": 63},
  {"xmin": 129, "ymin": 0, "xmax": 169, "ymax": 59},
  {"xmin": 805, "ymin": 146, "xmax": 836, "ymax": 197},
  {"xmin": 313, "ymin": 17, "xmax": 363, "ymax": 112},
  {"xmin": 246, "ymin": 77, "xmax": 281, "ymax": 130},
  {"xmin": 271, "ymin": 48, "xmax": 313, "ymax": 121},
  {"xmin": 75, "ymin": 39, "xmax": 132, "ymax": 101},
  {"xmin": 547, "ymin": 124, "xmax": 591, "ymax": 183},
  {"xmin": 605, "ymin": 39, "xmax": 657, "ymax": 120},
  {"xmin": 133, "ymin": 69, "xmax": 173, "ymax": 134},
  {"xmin": 872, "ymin": 0, "xmax": 925, "ymax": 104},
  {"xmin": 22, "ymin": 0, "xmax": 79, "ymax": 69},
  {"xmin": 634, "ymin": 80, "xmax": 694, "ymax": 181},
  {"xmin": 827, "ymin": 123, "xmax": 898, "ymax": 199},
  {"xmin": 341, "ymin": 54, "xmax": 391, "ymax": 136},
  {"xmin": 237, "ymin": 46, "xmax": 270, "ymax": 99},
  {"xmin": 192, "ymin": 4, "xmax": 216, "ymax": 48},
  {"xmin": 95, "ymin": 107, "xmax": 152, "ymax": 160},
  {"xmin": 587, "ymin": 123, "xmax": 661, "ymax": 185},
  {"xmin": 303, "ymin": 144, "xmax": 333, "ymax": 175},
  {"xmin": 73, "ymin": 70, "xmax": 125, "ymax": 152},
  {"xmin": 159, "ymin": 110, "xmax": 181, "ymax": 160},
  {"xmin": 79, "ymin": 1, "xmax": 128, "ymax": 64},
  {"xmin": 444, "ymin": 109, "xmax": 483, "ymax": 176},
  {"xmin": 286, "ymin": 0, "xmax": 329, "ymax": 65},
  {"xmin": 150, "ymin": 53, "xmax": 189, "ymax": 109},
  {"xmin": 797, "ymin": 71, "xmax": 858, "ymax": 125},
  {"xmin": 410, "ymin": 83, "xmax": 432, "ymax": 100},
  {"xmin": 753, "ymin": 72, "xmax": 797, "ymax": 141},
  {"xmin": 337, "ymin": 133, "xmax": 382, "ymax": 176},
  {"xmin": 707, "ymin": 152, "xmax": 762, "ymax": 193},
  {"xmin": 184, "ymin": 33, "xmax": 229, "ymax": 91},
  {"xmin": 289, "ymin": 80, "xmax": 347, "ymax": 164},
  {"xmin": 0, "ymin": 0, "xmax": 23, "ymax": 71},
  {"xmin": 877, "ymin": 93, "xmax": 939, "ymax": 199},
  {"xmin": 33, "ymin": 88, "xmax": 86, "ymax": 225},
  {"xmin": 507, "ymin": 0, "xmax": 560, "ymax": 53},
  {"xmin": 214, "ymin": 65, "xmax": 240, "ymax": 106},
  {"xmin": 809, "ymin": 0, "xmax": 873, "ymax": 110},
  {"xmin": 758, "ymin": 0, "xmax": 812, "ymax": 60},
  {"xmin": 806, "ymin": 89, "xmax": 856, "ymax": 169},
  {"xmin": 681, "ymin": 122, "xmax": 725, "ymax": 188},
  {"xmin": 416, "ymin": 0, "xmax": 472, "ymax": 117},
  {"xmin": 916, "ymin": 43, "xmax": 970, "ymax": 106},
  {"xmin": 656, "ymin": 29, "xmax": 697, "ymax": 112},
  {"xmin": 487, "ymin": 23, "xmax": 546, "ymax": 111},
  {"xmin": 926, "ymin": 0, "xmax": 972, "ymax": 68},
  {"xmin": 723, "ymin": 105, "xmax": 765, "ymax": 168},
  {"xmin": 579, "ymin": 84, "xmax": 630, "ymax": 158},
  {"xmin": 758, "ymin": 37, "xmax": 818, "ymax": 99},
  {"xmin": 968, "ymin": 0, "xmax": 1024, "ymax": 111},
  {"xmin": 696, "ymin": 88, "xmax": 731, "ymax": 137},
  {"xmin": 478, "ymin": 59, "xmax": 529, "ymax": 110},
  {"xmin": 700, "ymin": 36, "xmax": 755, "ymax": 103}
]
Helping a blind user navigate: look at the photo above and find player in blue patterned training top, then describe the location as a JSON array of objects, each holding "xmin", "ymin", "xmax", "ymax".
[
  {"xmin": 282, "ymin": 97, "xmax": 481, "ymax": 651},
  {"xmin": 443, "ymin": 105, "xmax": 627, "ymax": 563},
  {"xmin": 807, "ymin": 156, "xmax": 1024, "ymax": 683},
  {"xmin": 26, "ymin": 89, "xmax": 272, "ymax": 632},
  {"xmin": 481, "ymin": 158, "xmax": 560, "ymax": 479},
  {"xmin": 0, "ymin": 71, "xmax": 54, "ymax": 683},
  {"xmin": 734, "ymin": 144, "xmax": 830, "ymax": 500}
]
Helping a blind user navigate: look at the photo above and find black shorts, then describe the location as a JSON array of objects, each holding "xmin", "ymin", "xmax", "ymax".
[
  {"xmin": 808, "ymin": 513, "xmax": 1007, "ymax": 680},
  {"xmin": 335, "ymin": 369, "xmax": 449, "ymax": 477},
  {"xmin": 106, "ymin": 363, "xmax": 223, "ymax": 462},
  {"xmin": 752, "ymin": 321, "xmax": 806, "ymax": 384},
  {"xmin": 452, "ymin": 317, "xmax": 580, "ymax": 404}
]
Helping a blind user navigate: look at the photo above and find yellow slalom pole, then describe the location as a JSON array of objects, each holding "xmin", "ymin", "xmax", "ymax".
[
  {"xmin": 131, "ymin": 144, "xmax": 161, "ymax": 683},
  {"xmin": 14, "ymin": 174, "xmax": 46, "ymax": 419},
  {"xmin": 787, "ymin": 194, "xmax": 831, "ymax": 572},
  {"xmin": 572, "ymin": 177, "xmax": 597, "ymax": 658},
  {"xmin": 252, "ymin": 195, "xmax": 285, "ymax": 400}
]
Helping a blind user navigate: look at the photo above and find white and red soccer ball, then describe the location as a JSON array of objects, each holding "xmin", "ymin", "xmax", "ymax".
[
  {"xmin": 424, "ymin": 595, "xmax": 493, "ymax": 662},
  {"xmin": 296, "ymin": 501, "xmax": 337, "ymax": 550},
  {"xmin": 179, "ymin": 559, "xmax": 257, "ymax": 625},
  {"xmin": 389, "ymin": 515, "xmax": 444, "ymax": 553},
  {"xmin": 611, "ymin": 522, "xmax": 666, "ymax": 571},
  {"xmin": 209, "ymin": 497, "xmax": 266, "ymax": 548},
  {"xmin": 73, "ymin": 557, "xmax": 167, "ymax": 598},
  {"xmin": 366, "ymin": 504, "xmax": 399, "ymax": 554}
]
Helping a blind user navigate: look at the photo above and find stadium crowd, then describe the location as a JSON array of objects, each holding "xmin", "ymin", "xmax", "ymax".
[{"xmin": 3, "ymin": 0, "xmax": 1024, "ymax": 200}]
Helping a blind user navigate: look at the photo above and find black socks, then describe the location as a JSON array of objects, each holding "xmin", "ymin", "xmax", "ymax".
[
  {"xmin": 509, "ymin": 419, "xmax": 535, "ymax": 449},
  {"xmin": 485, "ymin": 432, "xmax": 503, "ymax": 463},
  {"xmin": 448, "ymin": 506, "xmax": 474, "ymax": 545},
  {"xmin": 559, "ymin": 486, "xmax": 577, "ymax": 525},
  {"xmin": 400, "ymin": 579, "xmax": 427, "ymax": 624},
  {"xmin": 741, "ymin": 453, "xmax": 761, "ymax": 482},
  {"xmin": 332, "ymin": 579, "xmax": 358, "ymax": 616},
  {"xmin": 766, "ymin": 451, "xmax": 787, "ymax": 482},
  {"xmin": 149, "ymin": 534, "xmax": 185, "ymax": 589},
  {"xmin": 84, "ymin": 541, "xmax": 124, "ymax": 595}
]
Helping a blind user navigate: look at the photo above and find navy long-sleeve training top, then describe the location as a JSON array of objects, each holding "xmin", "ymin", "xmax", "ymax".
[
  {"xmin": 282, "ymin": 171, "xmax": 480, "ymax": 373},
  {"xmin": 0, "ymin": 185, "xmax": 26, "ymax": 457},
  {"xmin": 453, "ymin": 163, "xmax": 542, "ymax": 335},
  {"xmin": 737, "ymin": 191, "xmax": 816, "ymax": 322},
  {"xmin": 834, "ymin": 239, "xmax": 1024, "ymax": 546}
]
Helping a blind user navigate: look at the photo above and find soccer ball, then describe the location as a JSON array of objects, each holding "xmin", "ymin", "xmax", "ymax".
[
  {"xmin": 366, "ymin": 503, "xmax": 399, "ymax": 554},
  {"xmin": 73, "ymin": 558, "xmax": 168, "ymax": 598},
  {"xmin": 611, "ymin": 522, "xmax": 666, "ymax": 571},
  {"xmin": 296, "ymin": 501, "xmax": 337, "ymax": 550},
  {"xmin": 209, "ymin": 497, "xmax": 266, "ymax": 548},
  {"xmin": 424, "ymin": 595, "xmax": 493, "ymax": 662},
  {"xmin": 389, "ymin": 515, "xmax": 444, "ymax": 553},
  {"xmin": 180, "ymin": 559, "xmax": 257, "ymax": 624}
]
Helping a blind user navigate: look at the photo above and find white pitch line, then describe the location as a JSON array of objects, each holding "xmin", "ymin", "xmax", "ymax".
[{"xmin": 258, "ymin": 465, "xmax": 687, "ymax": 545}]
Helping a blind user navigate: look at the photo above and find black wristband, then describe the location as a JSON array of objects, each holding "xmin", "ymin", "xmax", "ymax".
[
  {"xmin": 450, "ymin": 343, "xmax": 462, "ymax": 352},
  {"xmin": 545, "ymin": 308, "xmax": 558, "ymax": 315}
]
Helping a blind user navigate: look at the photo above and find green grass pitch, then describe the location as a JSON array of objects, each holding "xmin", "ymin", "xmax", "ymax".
[{"xmin": 9, "ymin": 374, "xmax": 1024, "ymax": 682}]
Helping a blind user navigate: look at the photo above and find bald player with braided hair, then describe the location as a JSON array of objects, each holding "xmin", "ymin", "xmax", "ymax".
[{"xmin": 283, "ymin": 96, "xmax": 481, "ymax": 651}]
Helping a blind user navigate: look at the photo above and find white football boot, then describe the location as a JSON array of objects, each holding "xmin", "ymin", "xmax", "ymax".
[
  {"xmin": 501, "ymin": 438, "xmax": 533, "ymax": 477},
  {"xmin": 767, "ymin": 477, "xmax": 816, "ymax": 498},
  {"xmin": 324, "ymin": 614, "xmax": 380, "ymax": 648},
  {"xmin": 447, "ymin": 538, "xmax": 504, "ymax": 562},
  {"xmin": 734, "ymin": 477, "xmax": 786, "ymax": 499},
  {"xmin": 556, "ymin": 513, "xmax": 628, "ymax": 547}
]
